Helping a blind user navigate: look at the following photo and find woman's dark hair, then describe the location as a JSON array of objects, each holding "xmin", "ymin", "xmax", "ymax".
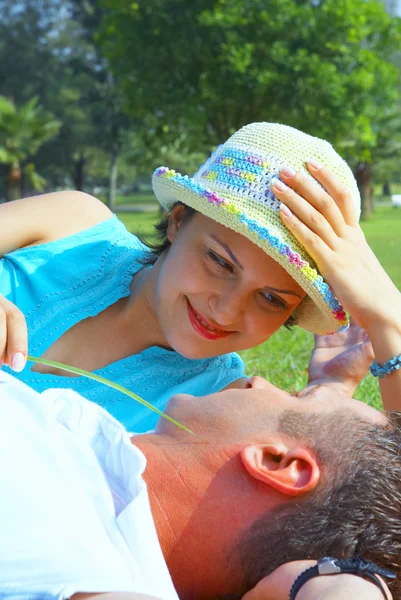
[{"xmin": 138, "ymin": 202, "xmax": 297, "ymax": 329}]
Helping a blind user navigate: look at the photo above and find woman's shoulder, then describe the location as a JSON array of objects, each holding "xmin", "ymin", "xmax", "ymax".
[
  {"xmin": 6, "ymin": 211, "xmax": 144, "ymax": 260},
  {"xmin": 150, "ymin": 348, "xmax": 246, "ymax": 391}
]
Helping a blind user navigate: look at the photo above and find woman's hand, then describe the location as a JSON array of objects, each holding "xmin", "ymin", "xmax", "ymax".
[
  {"xmin": 307, "ymin": 320, "xmax": 374, "ymax": 397},
  {"xmin": 271, "ymin": 163, "xmax": 401, "ymax": 334},
  {"xmin": 0, "ymin": 294, "xmax": 27, "ymax": 371},
  {"xmin": 271, "ymin": 163, "xmax": 401, "ymax": 411}
]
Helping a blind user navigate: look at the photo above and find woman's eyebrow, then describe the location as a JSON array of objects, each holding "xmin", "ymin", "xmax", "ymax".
[
  {"xmin": 210, "ymin": 234, "xmax": 244, "ymax": 270},
  {"xmin": 265, "ymin": 286, "xmax": 304, "ymax": 299}
]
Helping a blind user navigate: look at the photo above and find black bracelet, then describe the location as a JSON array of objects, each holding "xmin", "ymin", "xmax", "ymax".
[{"xmin": 289, "ymin": 557, "xmax": 396, "ymax": 600}]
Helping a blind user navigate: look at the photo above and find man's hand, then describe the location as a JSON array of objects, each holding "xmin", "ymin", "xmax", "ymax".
[
  {"xmin": 306, "ymin": 320, "xmax": 374, "ymax": 397},
  {"xmin": 242, "ymin": 561, "xmax": 392, "ymax": 600}
]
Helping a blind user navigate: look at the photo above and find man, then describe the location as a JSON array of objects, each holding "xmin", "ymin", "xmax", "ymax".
[{"xmin": 0, "ymin": 370, "xmax": 399, "ymax": 600}]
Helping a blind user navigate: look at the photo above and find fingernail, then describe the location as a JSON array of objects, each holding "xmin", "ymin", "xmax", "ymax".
[
  {"xmin": 271, "ymin": 177, "xmax": 287, "ymax": 191},
  {"xmin": 11, "ymin": 352, "xmax": 26, "ymax": 372},
  {"xmin": 307, "ymin": 158, "xmax": 323, "ymax": 170},
  {"xmin": 280, "ymin": 203, "xmax": 292, "ymax": 217},
  {"xmin": 280, "ymin": 165, "xmax": 297, "ymax": 177}
]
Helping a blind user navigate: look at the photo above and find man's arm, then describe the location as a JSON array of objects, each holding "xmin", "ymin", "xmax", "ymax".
[
  {"xmin": 72, "ymin": 593, "xmax": 163, "ymax": 600},
  {"xmin": 296, "ymin": 575, "xmax": 391, "ymax": 600},
  {"xmin": 242, "ymin": 561, "xmax": 392, "ymax": 600},
  {"xmin": 72, "ymin": 578, "xmax": 390, "ymax": 600}
]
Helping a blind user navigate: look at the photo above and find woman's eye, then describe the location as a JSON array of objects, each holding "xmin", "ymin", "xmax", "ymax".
[
  {"xmin": 207, "ymin": 250, "xmax": 234, "ymax": 273},
  {"xmin": 260, "ymin": 292, "xmax": 287, "ymax": 309}
]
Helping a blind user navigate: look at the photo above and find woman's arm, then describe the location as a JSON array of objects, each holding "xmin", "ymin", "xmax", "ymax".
[
  {"xmin": 0, "ymin": 190, "xmax": 112, "ymax": 256},
  {"xmin": 0, "ymin": 190, "xmax": 112, "ymax": 370},
  {"xmin": 271, "ymin": 164, "xmax": 401, "ymax": 412}
]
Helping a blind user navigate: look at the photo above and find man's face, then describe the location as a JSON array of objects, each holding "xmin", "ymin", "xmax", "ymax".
[{"xmin": 157, "ymin": 378, "xmax": 385, "ymax": 442}]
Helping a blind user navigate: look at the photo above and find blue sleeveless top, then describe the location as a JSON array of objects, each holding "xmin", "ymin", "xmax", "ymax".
[{"xmin": 0, "ymin": 216, "xmax": 245, "ymax": 432}]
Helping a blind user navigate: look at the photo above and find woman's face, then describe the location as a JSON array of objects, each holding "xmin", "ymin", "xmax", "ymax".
[{"xmin": 153, "ymin": 207, "xmax": 306, "ymax": 359}]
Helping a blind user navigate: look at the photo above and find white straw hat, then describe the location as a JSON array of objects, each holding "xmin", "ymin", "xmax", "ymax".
[{"xmin": 152, "ymin": 122, "xmax": 360, "ymax": 334}]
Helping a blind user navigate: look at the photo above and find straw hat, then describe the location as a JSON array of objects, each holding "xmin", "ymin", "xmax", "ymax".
[{"xmin": 152, "ymin": 122, "xmax": 360, "ymax": 334}]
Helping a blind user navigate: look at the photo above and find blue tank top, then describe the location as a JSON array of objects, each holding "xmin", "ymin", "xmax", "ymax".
[{"xmin": 0, "ymin": 215, "xmax": 245, "ymax": 432}]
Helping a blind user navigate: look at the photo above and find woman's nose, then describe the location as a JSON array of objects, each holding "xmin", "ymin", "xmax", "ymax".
[{"xmin": 209, "ymin": 292, "xmax": 244, "ymax": 326}]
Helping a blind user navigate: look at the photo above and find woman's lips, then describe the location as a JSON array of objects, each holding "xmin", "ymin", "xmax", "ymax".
[{"xmin": 187, "ymin": 300, "xmax": 233, "ymax": 341}]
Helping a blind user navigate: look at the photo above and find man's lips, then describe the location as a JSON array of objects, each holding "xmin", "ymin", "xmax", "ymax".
[{"xmin": 187, "ymin": 300, "xmax": 233, "ymax": 341}]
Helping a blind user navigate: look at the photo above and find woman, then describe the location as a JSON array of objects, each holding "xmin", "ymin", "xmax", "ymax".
[{"xmin": 1, "ymin": 122, "xmax": 400, "ymax": 430}]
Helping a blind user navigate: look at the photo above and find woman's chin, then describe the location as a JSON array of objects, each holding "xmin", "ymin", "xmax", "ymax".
[{"xmin": 166, "ymin": 334, "xmax": 219, "ymax": 360}]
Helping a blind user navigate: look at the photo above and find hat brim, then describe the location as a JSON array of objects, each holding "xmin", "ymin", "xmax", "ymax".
[{"xmin": 152, "ymin": 168, "xmax": 348, "ymax": 335}]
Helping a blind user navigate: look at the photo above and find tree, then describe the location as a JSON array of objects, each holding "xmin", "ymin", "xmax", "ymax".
[
  {"xmin": 0, "ymin": 96, "xmax": 60, "ymax": 202},
  {"xmin": 100, "ymin": 0, "xmax": 401, "ymax": 215},
  {"xmin": 69, "ymin": 0, "xmax": 135, "ymax": 207},
  {"xmin": 0, "ymin": 0, "xmax": 134, "ymax": 198}
]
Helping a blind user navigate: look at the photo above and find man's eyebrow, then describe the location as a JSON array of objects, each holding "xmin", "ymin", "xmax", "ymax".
[{"xmin": 210, "ymin": 234, "xmax": 244, "ymax": 270}]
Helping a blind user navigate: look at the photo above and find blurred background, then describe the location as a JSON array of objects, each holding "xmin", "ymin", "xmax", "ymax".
[{"xmin": 1, "ymin": 0, "xmax": 400, "ymax": 402}]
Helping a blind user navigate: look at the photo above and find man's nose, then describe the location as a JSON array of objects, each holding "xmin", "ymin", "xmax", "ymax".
[{"xmin": 246, "ymin": 376, "xmax": 272, "ymax": 390}]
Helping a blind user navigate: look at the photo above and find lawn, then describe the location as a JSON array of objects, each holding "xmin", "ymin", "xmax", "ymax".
[{"xmin": 117, "ymin": 206, "xmax": 401, "ymax": 409}]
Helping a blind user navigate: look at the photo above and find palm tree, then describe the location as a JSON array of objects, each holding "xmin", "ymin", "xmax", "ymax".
[{"xmin": 0, "ymin": 96, "xmax": 61, "ymax": 202}]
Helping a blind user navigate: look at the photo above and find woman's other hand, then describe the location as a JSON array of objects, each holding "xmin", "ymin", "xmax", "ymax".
[{"xmin": 307, "ymin": 320, "xmax": 374, "ymax": 397}]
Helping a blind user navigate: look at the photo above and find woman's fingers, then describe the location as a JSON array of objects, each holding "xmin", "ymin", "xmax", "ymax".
[
  {"xmin": 279, "ymin": 165, "xmax": 347, "ymax": 236},
  {"xmin": 0, "ymin": 296, "xmax": 27, "ymax": 371},
  {"xmin": 0, "ymin": 305, "xmax": 6, "ymax": 367},
  {"xmin": 271, "ymin": 177, "xmax": 337, "ymax": 251},
  {"xmin": 276, "ymin": 198, "xmax": 331, "ymax": 269},
  {"xmin": 306, "ymin": 160, "xmax": 359, "ymax": 226}
]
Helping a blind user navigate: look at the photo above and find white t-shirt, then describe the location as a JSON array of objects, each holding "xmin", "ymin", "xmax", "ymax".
[{"xmin": 0, "ymin": 372, "xmax": 179, "ymax": 600}]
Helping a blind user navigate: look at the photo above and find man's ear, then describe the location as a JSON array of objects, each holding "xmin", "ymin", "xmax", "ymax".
[
  {"xmin": 167, "ymin": 204, "xmax": 188, "ymax": 243},
  {"xmin": 240, "ymin": 442, "xmax": 320, "ymax": 497}
]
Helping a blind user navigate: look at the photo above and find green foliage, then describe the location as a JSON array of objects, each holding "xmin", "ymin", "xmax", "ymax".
[
  {"xmin": 0, "ymin": 95, "xmax": 60, "ymax": 199},
  {"xmin": 0, "ymin": 96, "xmax": 60, "ymax": 161},
  {"xmin": 100, "ymin": 0, "xmax": 401, "ymax": 153}
]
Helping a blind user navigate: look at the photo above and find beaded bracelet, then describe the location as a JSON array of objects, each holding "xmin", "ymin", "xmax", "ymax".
[{"xmin": 370, "ymin": 354, "xmax": 401, "ymax": 379}]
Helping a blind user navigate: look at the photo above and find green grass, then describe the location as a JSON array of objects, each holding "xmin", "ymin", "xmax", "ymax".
[
  {"xmin": 114, "ymin": 193, "xmax": 156, "ymax": 205},
  {"xmin": 117, "ymin": 206, "xmax": 401, "ymax": 409}
]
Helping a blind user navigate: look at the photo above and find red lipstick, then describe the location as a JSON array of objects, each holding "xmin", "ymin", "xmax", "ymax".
[{"xmin": 187, "ymin": 300, "xmax": 233, "ymax": 341}]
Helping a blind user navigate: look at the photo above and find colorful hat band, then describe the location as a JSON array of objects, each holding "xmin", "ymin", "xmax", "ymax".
[{"xmin": 154, "ymin": 165, "xmax": 348, "ymax": 330}]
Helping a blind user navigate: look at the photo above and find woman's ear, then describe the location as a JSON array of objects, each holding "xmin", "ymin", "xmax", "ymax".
[
  {"xmin": 167, "ymin": 204, "xmax": 188, "ymax": 243},
  {"xmin": 240, "ymin": 442, "xmax": 320, "ymax": 497}
]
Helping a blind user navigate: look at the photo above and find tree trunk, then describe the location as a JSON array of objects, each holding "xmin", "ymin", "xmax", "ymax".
[
  {"xmin": 107, "ymin": 149, "xmax": 119, "ymax": 210},
  {"xmin": 355, "ymin": 162, "xmax": 373, "ymax": 219},
  {"xmin": 5, "ymin": 164, "xmax": 22, "ymax": 202},
  {"xmin": 73, "ymin": 155, "xmax": 86, "ymax": 191},
  {"xmin": 383, "ymin": 181, "xmax": 391, "ymax": 198}
]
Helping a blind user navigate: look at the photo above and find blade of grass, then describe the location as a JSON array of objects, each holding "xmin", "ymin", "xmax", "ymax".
[{"xmin": 27, "ymin": 355, "xmax": 201, "ymax": 439}]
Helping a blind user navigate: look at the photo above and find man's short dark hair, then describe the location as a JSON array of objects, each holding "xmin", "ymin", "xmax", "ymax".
[{"xmin": 236, "ymin": 407, "xmax": 401, "ymax": 599}]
